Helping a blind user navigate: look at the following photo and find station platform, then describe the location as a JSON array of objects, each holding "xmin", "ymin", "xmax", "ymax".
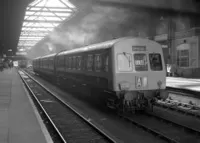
[
  {"xmin": 0, "ymin": 68, "xmax": 49, "ymax": 143},
  {"xmin": 166, "ymin": 77, "xmax": 200, "ymax": 93}
]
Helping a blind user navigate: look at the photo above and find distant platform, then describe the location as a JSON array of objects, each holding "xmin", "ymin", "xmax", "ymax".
[
  {"xmin": 166, "ymin": 77, "xmax": 200, "ymax": 93},
  {"xmin": 0, "ymin": 68, "xmax": 50, "ymax": 143}
]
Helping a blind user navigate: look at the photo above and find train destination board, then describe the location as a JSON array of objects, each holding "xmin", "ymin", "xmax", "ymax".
[{"xmin": 132, "ymin": 46, "xmax": 146, "ymax": 51}]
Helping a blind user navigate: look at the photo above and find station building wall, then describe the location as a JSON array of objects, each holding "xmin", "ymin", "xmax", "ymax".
[{"xmin": 168, "ymin": 28, "xmax": 200, "ymax": 78}]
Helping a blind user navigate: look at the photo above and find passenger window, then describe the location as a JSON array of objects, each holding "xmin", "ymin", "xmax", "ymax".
[
  {"xmin": 62, "ymin": 56, "xmax": 65, "ymax": 67},
  {"xmin": 81, "ymin": 56, "xmax": 85, "ymax": 70},
  {"xmin": 103, "ymin": 54, "xmax": 109, "ymax": 72},
  {"xmin": 76, "ymin": 57, "xmax": 78, "ymax": 69},
  {"xmin": 57, "ymin": 58, "xmax": 60, "ymax": 67},
  {"xmin": 69, "ymin": 57, "xmax": 72, "ymax": 69},
  {"xmin": 73, "ymin": 57, "xmax": 76, "ymax": 69},
  {"xmin": 77, "ymin": 56, "xmax": 81, "ymax": 70},
  {"xmin": 87, "ymin": 55, "xmax": 93, "ymax": 71},
  {"xmin": 59, "ymin": 57, "xmax": 62, "ymax": 67},
  {"xmin": 65, "ymin": 57, "xmax": 68, "ymax": 68},
  {"xmin": 117, "ymin": 53, "xmax": 132, "ymax": 72},
  {"xmin": 149, "ymin": 53, "xmax": 163, "ymax": 71},
  {"xmin": 95, "ymin": 54, "xmax": 102, "ymax": 71},
  {"xmin": 134, "ymin": 54, "xmax": 148, "ymax": 71}
]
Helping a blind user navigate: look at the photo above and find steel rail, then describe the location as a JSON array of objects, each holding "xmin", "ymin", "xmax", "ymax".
[
  {"xmin": 18, "ymin": 70, "xmax": 67, "ymax": 143},
  {"xmin": 118, "ymin": 113, "xmax": 179, "ymax": 143},
  {"xmin": 20, "ymin": 70, "xmax": 118, "ymax": 143}
]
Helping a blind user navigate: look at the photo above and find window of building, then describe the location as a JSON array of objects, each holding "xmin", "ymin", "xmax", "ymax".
[
  {"xmin": 95, "ymin": 54, "xmax": 102, "ymax": 71},
  {"xmin": 87, "ymin": 55, "xmax": 93, "ymax": 71},
  {"xmin": 149, "ymin": 53, "xmax": 163, "ymax": 71},
  {"xmin": 177, "ymin": 49, "xmax": 189, "ymax": 67},
  {"xmin": 117, "ymin": 53, "xmax": 132, "ymax": 72},
  {"xmin": 134, "ymin": 53, "xmax": 148, "ymax": 71}
]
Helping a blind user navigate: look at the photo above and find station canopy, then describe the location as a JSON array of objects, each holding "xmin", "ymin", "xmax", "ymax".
[{"xmin": 17, "ymin": 0, "xmax": 76, "ymax": 52}]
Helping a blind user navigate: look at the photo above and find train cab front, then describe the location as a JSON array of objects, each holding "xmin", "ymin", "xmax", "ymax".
[{"xmin": 113, "ymin": 38, "xmax": 168, "ymax": 113}]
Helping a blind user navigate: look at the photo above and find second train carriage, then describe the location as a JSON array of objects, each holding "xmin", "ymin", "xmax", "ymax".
[{"xmin": 33, "ymin": 37, "xmax": 168, "ymax": 112}]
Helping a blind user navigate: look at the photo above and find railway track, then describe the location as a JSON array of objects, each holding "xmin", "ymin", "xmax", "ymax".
[
  {"xmin": 18, "ymin": 70, "xmax": 117, "ymax": 143},
  {"xmin": 118, "ymin": 111, "xmax": 200, "ymax": 143},
  {"xmin": 155, "ymin": 99, "xmax": 200, "ymax": 119},
  {"xmin": 23, "ymin": 68, "xmax": 200, "ymax": 143},
  {"xmin": 155, "ymin": 89, "xmax": 200, "ymax": 118},
  {"xmin": 166, "ymin": 86, "xmax": 200, "ymax": 98}
]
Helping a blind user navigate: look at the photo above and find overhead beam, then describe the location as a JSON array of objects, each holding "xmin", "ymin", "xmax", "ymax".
[
  {"xmin": 24, "ymin": 15, "xmax": 69, "ymax": 18},
  {"xmin": 20, "ymin": 33, "xmax": 49, "ymax": 36},
  {"xmin": 21, "ymin": 31, "xmax": 49, "ymax": 34},
  {"xmin": 26, "ymin": 10, "xmax": 73, "ymax": 14},
  {"xmin": 24, "ymin": 20, "xmax": 62, "ymax": 23},
  {"xmin": 19, "ymin": 39, "xmax": 42, "ymax": 41},
  {"xmin": 22, "ymin": 26, "xmax": 55, "ymax": 28},
  {"xmin": 27, "ymin": 6, "xmax": 74, "ymax": 10}
]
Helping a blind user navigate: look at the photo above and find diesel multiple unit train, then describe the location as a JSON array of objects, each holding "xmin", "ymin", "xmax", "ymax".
[{"xmin": 33, "ymin": 37, "xmax": 168, "ymax": 112}]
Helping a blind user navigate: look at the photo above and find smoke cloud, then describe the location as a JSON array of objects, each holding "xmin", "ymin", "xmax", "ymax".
[
  {"xmin": 48, "ymin": 5, "xmax": 151, "ymax": 50},
  {"xmin": 28, "ymin": 4, "xmax": 153, "ymax": 58}
]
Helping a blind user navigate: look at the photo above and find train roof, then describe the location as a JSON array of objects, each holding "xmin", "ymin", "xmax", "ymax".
[
  {"xmin": 35, "ymin": 37, "xmax": 152, "ymax": 59},
  {"xmin": 34, "ymin": 53, "xmax": 56, "ymax": 60},
  {"xmin": 42, "ymin": 53, "xmax": 57, "ymax": 58},
  {"xmin": 58, "ymin": 37, "xmax": 140, "ymax": 56},
  {"xmin": 34, "ymin": 57, "xmax": 41, "ymax": 60}
]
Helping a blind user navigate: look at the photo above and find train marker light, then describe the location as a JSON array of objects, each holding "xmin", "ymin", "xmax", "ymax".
[
  {"xmin": 136, "ymin": 77, "xmax": 142, "ymax": 88},
  {"xmin": 142, "ymin": 77, "xmax": 147, "ymax": 87},
  {"xmin": 119, "ymin": 82, "xmax": 130, "ymax": 90}
]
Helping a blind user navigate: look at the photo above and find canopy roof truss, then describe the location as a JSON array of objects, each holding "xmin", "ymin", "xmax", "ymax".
[{"xmin": 17, "ymin": 0, "xmax": 76, "ymax": 51}]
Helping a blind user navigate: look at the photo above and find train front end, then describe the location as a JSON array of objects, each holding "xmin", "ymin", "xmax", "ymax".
[{"xmin": 112, "ymin": 38, "xmax": 168, "ymax": 112}]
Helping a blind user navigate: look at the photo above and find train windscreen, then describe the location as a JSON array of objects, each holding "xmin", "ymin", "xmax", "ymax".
[
  {"xmin": 149, "ymin": 53, "xmax": 163, "ymax": 71},
  {"xmin": 134, "ymin": 53, "xmax": 148, "ymax": 71},
  {"xmin": 117, "ymin": 53, "xmax": 132, "ymax": 72}
]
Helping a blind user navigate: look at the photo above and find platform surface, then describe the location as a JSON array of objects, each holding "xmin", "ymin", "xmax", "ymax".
[
  {"xmin": 166, "ymin": 77, "xmax": 200, "ymax": 92},
  {"xmin": 0, "ymin": 68, "xmax": 47, "ymax": 143}
]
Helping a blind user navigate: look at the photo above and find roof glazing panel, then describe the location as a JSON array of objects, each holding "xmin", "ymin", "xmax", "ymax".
[{"xmin": 17, "ymin": 0, "xmax": 76, "ymax": 51}]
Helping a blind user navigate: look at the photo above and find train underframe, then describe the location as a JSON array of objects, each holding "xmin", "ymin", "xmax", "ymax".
[
  {"xmin": 33, "ymin": 71, "xmax": 168, "ymax": 113},
  {"xmin": 106, "ymin": 89, "xmax": 168, "ymax": 113}
]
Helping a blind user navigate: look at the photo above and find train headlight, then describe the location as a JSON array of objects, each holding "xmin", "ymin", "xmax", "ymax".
[
  {"xmin": 157, "ymin": 80, "xmax": 162, "ymax": 88},
  {"xmin": 119, "ymin": 82, "xmax": 130, "ymax": 90},
  {"xmin": 157, "ymin": 80, "xmax": 165, "ymax": 89}
]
